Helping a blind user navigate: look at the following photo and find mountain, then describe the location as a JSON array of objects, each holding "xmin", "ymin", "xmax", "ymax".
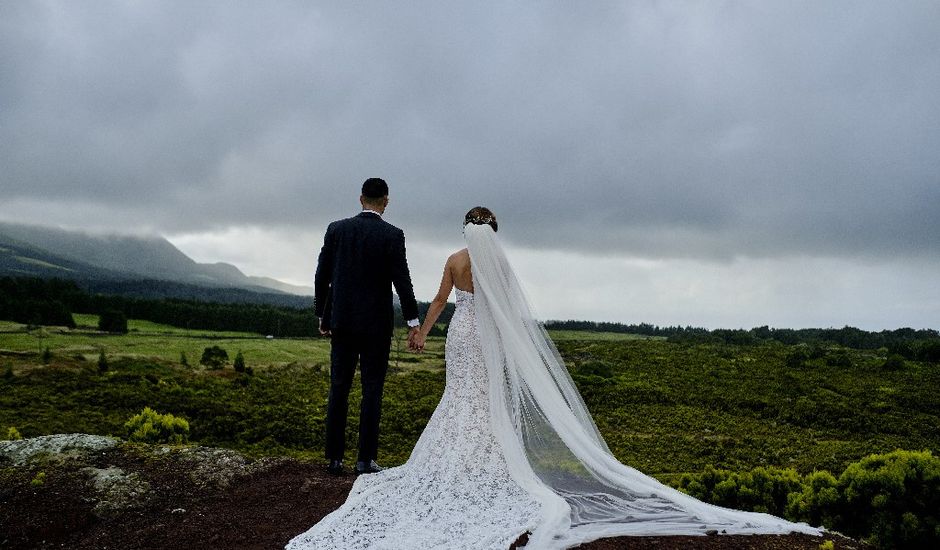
[{"xmin": 0, "ymin": 222, "xmax": 313, "ymax": 297}]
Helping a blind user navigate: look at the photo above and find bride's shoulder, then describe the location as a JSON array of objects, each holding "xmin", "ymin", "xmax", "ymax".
[{"xmin": 448, "ymin": 248, "xmax": 470, "ymax": 263}]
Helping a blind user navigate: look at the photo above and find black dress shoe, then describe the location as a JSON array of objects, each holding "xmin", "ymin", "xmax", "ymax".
[
  {"xmin": 327, "ymin": 459, "xmax": 345, "ymax": 476},
  {"xmin": 354, "ymin": 460, "xmax": 385, "ymax": 475}
]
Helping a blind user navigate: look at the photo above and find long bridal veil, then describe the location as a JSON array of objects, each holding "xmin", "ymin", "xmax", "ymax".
[{"xmin": 463, "ymin": 223, "xmax": 821, "ymax": 549}]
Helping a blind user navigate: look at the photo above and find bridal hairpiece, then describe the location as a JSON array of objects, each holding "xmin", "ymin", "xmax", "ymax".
[{"xmin": 466, "ymin": 214, "xmax": 495, "ymax": 226}]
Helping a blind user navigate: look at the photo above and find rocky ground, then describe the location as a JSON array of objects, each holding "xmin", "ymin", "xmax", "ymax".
[{"xmin": 0, "ymin": 435, "xmax": 867, "ymax": 550}]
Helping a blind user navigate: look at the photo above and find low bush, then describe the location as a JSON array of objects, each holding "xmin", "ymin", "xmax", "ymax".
[
  {"xmin": 677, "ymin": 450, "xmax": 940, "ymax": 549},
  {"xmin": 838, "ymin": 450, "xmax": 939, "ymax": 549},
  {"xmin": 30, "ymin": 471, "xmax": 45, "ymax": 486},
  {"xmin": 578, "ymin": 360, "xmax": 614, "ymax": 378},
  {"xmin": 785, "ymin": 470, "xmax": 840, "ymax": 529},
  {"xmin": 98, "ymin": 310, "xmax": 129, "ymax": 334},
  {"xmin": 200, "ymin": 346, "xmax": 228, "ymax": 369},
  {"xmin": 677, "ymin": 465, "xmax": 803, "ymax": 516},
  {"xmin": 233, "ymin": 351, "xmax": 246, "ymax": 373},
  {"xmin": 881, "ymin": 354, "xmax": 906, "ymax": 370},
  {"xmin": 124, "ymin": 407, "xmax": 190, "ymax": 444},
  {"xmin": 825, "ymin": 350, "xmax": 852, "ymax": 368},
  {"xmin": 785, "ymin": 347, "xmax": 809, "ymax": 368}
]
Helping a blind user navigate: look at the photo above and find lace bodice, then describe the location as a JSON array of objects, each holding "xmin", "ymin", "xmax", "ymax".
[{"xmin": 286, "ymin": 287, "xmax": 541, "ymax": 550}]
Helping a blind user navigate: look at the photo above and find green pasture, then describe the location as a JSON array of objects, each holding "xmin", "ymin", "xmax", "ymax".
[
  {"xmin": 1, "ymin": 316, "xmax": 938, "ymax": 477},
  {"xmin": 0, "ymin": 314, "xmax": 447, "ymax": 372}
]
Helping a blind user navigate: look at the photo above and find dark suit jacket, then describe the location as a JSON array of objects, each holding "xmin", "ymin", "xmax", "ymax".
[{"xmin": 314, "ymin": 211, "xmax": 419, "ymax": 337}]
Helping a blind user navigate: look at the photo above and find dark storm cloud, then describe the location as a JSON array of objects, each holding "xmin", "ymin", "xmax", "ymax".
[{"xmin": 1, "ymin": 1, "xmax": 938, "ymax": 261}]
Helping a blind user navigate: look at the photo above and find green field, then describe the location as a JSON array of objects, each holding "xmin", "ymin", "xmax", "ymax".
[
  {"xmin": 0, "ymin": 315, "xmax": 446, "ymax": 373},
  {"xmin": 1, "ymin": 314, "xmax": 937, "ymax": 477}
]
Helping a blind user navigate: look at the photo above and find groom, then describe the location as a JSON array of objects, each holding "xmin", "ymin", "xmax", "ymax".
[{"xmin": 314, "ymin": 177, "xmax": 421, "ymax": 476}]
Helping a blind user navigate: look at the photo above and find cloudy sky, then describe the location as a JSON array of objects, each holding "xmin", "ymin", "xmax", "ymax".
[{"xmin": 2, "ymin": 1, "xmax": 938, "ymax": 330}]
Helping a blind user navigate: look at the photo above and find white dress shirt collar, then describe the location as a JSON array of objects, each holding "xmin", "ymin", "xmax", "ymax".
[{"xmin": 361, "ymin": 209, "xmax": 383, "ymax": 217}]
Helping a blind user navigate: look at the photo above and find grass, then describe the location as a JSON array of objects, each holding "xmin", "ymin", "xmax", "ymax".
[
  {"xmin": 0, "ymin": 314, "xmax": 447, "ymax": 373},
  {"xmin": 1, "ymin": 317, "xmax": 938, "ymax": 478},
  {"xmin": 559, "ymin": 338, "xmax": 940, "ymax": 474}
]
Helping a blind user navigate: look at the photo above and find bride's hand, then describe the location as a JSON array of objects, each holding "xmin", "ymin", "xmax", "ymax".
[{"xmin": 411, "ymin": 332, "xmax": 426, "ymax": 353}]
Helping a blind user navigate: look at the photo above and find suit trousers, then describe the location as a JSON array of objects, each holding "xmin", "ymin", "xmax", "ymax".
[{"xmin": 324, "ymin": 331, "xmax": 391, "ymax": 462}]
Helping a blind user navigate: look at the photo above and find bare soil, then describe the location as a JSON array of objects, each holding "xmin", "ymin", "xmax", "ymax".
[{"xmin": 0, "ymin": 445, "xmax": 866, "ymax": 550}]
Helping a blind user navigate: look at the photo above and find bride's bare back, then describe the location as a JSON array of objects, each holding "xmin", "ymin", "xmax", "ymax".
[{"xmin": 449, "ymin": 248, "xmax": 473, "ymax": 293}]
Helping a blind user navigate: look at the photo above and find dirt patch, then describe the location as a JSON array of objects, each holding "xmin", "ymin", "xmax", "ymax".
[{"xmin": 0, "ymin": 439, "xmax": 865, "ymax": 550}]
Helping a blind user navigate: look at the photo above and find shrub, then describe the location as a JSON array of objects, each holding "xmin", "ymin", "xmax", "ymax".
[
  {"xmin": 786, "ymin": 470, "xmax": 841, "ymax": 528},
  {"xmin": 881, "ymin": 354, "xmax": 906, "ymax": 371},
  {"xmin": 30, "ymin": 471, "xmax": 45, "ymax": 486},
  {"xmin": 5, "ymin": 426, "xmax": 22, "ymax": 440},
  {"xmin": 786, "ymin": 347, "xmax": 809, "ymax": 369},
  {"xmin": 199, "ymin": 346, "xmax": 228, "ymax": 369},
  {"xmin": 675, "ymin": 451, "xmax": 940, "ymax": 549},
  {"xmin": 837, "ymin": 449, "xmax": 939, "ymax": 549},
  {"xmin": 808, "ymin": 345, "xmax": 827, "ymax": 360},
  {"xmin": 677, "ymin": 466, "xmax": 803, "ymax": 516},
  {"xmin": 98, "ymin": 310, "xmax": 129, "ymax": 334},
  {"xmin": 40, "ymin": 347, "xmax": 51, "ymax": 364},
  {"xmin": 97, "ymin": 350, "xmax": 108, "ymax": 372},
  {"xmin": 916, "ymin": 339, "xmax": 940, "ymax": 362},
  {"xmin": 825, "ymin": 350, "xmax": 853, "ymax": 368},
  {"xmin": 3, "ymin": 365, "xmax": 13, "ymax": 380},
  {"xmin": 233, "ymin": 351, "xmax": 246, "ymax": 373},
  {"xmin": 578, "ymin": 360, "xmax": 614, "ymax": 378},
  {"xmin": 180, "ymin": 352, "xmax": 189, "ymax": 366},
  {"xmin": 124, "ymin": 407, "xmax": 190, "ymax": 444}
]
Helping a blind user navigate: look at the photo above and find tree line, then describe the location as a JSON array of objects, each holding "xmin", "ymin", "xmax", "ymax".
[
  {"xmin": 0, "ymin": 276, "xmax": 455, "ymax": 338},
  {"xmin": 544, "ymin": 319, "xmax": 940, "ymax": 360},
  {"xmin": 0, "ymin": 277, "xmax": 317, "ymax": 337},
  {"xmin": 3, "ymin": 276, "xmax": 937, "ymax": 357}
]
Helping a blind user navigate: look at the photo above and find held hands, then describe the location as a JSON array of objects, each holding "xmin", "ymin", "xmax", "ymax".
[
  {"xmin": 407, "ymin": 327, "xmax": 425, "ymax": 353},
  {"xmin": 319, "ymin": 319, "xmax": 331, "ymax": 337}
]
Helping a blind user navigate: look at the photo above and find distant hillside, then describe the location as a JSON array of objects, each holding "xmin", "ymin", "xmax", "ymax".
[
  {"xmin": 78, "ymin": 278, "xmax": 313, "ymax": 309},
  {"xmin": 0, "ymin": 222, "xmax": 313, "ymax": 297},
  {"xmin": 0, "ymin": 232, "xmax": 128, "ymax": 281}
]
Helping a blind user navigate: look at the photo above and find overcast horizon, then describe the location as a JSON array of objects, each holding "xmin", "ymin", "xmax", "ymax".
[{"xmin": 2, "ymin": 1, "xmax": 938, "ymax": 331}]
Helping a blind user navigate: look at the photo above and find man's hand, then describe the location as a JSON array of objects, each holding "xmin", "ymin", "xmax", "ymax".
[
  {"xmin": 407, "ymin": 327, "xmax": 424, "ymax": 352},
  {"xmin": 319, "ymin": 319, "xmax": 331, "ymax": 337}
]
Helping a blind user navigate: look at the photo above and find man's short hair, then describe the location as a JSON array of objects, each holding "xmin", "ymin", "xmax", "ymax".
[{"xmin": 362, "ymin": 178, "xmax": 389, "ymax": 199}]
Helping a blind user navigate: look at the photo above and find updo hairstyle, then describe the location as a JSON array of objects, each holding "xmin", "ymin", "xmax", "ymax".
[{"xmin": 464, "ymin": 206, "xmax": 498, "ymax": 232}]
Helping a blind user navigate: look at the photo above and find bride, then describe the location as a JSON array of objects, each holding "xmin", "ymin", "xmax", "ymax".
[{"xmin": 286, "ymin": 207, "xmax": 822, "ymax": 550}]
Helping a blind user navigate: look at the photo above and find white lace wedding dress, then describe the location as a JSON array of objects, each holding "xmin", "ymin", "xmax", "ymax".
[
  {"xmin": 286, "ymin": 287, "xmax": 542, "ymax": 549},
  {"xmin": 286, "ymin": 224, "xmax": 822, "ymax": 550}
]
